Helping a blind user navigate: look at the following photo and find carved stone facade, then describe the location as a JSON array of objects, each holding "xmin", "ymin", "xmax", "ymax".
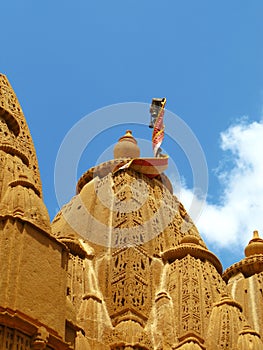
[{"xmin": 0, "ymin": 74, "xmax": 263, "ymax": 349}]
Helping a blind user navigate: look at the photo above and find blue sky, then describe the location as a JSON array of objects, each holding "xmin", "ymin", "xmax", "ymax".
[{"xmin": 1, "ymin": 1, "xmax": 263, "ymax": 268}]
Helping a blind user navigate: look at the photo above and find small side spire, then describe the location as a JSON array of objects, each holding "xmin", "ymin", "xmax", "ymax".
[
  {"xmin": 206, "ymin": 293, "xmax": 244, "ymax": 349},
  {"xmin": 244, "ymin": 230, "xmax": 263, "ymax": 257}
]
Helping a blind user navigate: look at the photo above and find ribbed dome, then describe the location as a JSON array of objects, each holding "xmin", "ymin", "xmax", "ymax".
[
  {"xmin": 0, "ymin": 184, "xmax": 50, "ymax": 233},
  {"xmin": 237, "ymin": 325, "xmax": 263, "ymax": 350},
  {"xmin": 113, "ymin": 130, "xmax": 140, "ymax": 159}
]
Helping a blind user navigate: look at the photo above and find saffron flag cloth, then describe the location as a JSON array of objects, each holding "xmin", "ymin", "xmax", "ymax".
[
  {"xmin": 113, "ymin": 156, "xmax": 168, "ymax": 178},
  {"xmin": 152, "ymin": 104, "xmax": 165, "ymax": 157}
]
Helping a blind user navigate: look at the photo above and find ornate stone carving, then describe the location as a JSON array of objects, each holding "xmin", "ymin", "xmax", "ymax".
[
  {"xmin": 206, "ymin": 294, "xmax": 245, "ymax": 349},
  {"xmin": 2, "ymin": 75, "xmax": 263, "ymax": 350},
  {"xmin": 0, "ymin": 74, "xmax": 42, "ymax": 197},
  {"xmin": 108, "ymin": 246, "xmax": 151, "ymax": 327}
]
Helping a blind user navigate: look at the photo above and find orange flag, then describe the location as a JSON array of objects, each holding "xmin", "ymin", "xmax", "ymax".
[{"xmin": 152, "ymin": 98, "xmax": 166, "ymax": 157}]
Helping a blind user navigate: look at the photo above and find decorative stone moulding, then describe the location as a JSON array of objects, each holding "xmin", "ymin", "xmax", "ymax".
[
  {"xmin": 0, "ymin": 143, "xmax": 29, "ymax": 165},
  {"xmin": 76, "ymin": 159, "xmax": 172, "ymax": 195},
  {"xmin": 162, "ymin": 236, "xmax": 223, "ymax": 274},
  {"xmin": 174, "ymin": 332, "xmax": 206, "ymax": 350},
  {"xmin": 212, "ymin": 293, "xmax": 243, "ymax": 311},
  {"xmin": 223, "ymin": 255, "xmax": 263, "ymax": 281}
]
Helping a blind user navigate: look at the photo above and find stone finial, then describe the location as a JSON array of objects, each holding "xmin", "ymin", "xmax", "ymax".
[
  {"xmin": 113, "ymin": 130, "xmax": 140, "ymax": 159},
  {"xmin": 244, "ymin": 230, "xmax": 263, "ymax": 257},
  {"xmin": 253, "ymin": 230, "xmax": 259, "ymax": 238}
]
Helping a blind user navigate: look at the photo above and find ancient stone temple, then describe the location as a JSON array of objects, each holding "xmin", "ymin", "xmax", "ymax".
[{"xmin": 0, "ymin": 73, "xmax": 263, "ymax": 349}]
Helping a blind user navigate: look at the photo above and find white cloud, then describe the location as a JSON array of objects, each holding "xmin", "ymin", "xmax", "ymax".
[{"xmin": 176, "ymin": 118, "xmax": 263, "ymax": 249}]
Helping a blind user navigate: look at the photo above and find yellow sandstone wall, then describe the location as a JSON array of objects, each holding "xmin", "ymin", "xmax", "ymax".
[{"xmin": 0, "ymin": 218, "xmax": 67, "ymax": 337}]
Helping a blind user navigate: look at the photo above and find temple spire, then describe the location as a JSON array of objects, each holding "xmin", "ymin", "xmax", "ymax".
[
  {"xmin": 0, "ymin": 74, "xmax": 49, "ymax": 232},
  {"xmin": 0, "ymin": 73, "xmax": 42, "ymax": 198}
]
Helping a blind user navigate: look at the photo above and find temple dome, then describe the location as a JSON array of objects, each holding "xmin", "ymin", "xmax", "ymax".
[
  {"xmin": 52, "ymin": 168, "xmax": 205, "ymax": 251},
  {"xmin": 113, "ymin": 130, "xmax": 140, "ymax": 159},
  {"xmin": 52, "ymin": 128, "xmax": 206, "ymax": 253}
]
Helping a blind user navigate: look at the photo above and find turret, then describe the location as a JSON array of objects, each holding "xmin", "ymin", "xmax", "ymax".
[{"xmin": 223, "ymin": 230, "xmax": 263, "ymax": 340}]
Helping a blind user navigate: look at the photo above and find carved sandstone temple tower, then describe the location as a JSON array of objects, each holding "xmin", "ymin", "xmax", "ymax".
[
  {"xmin": 0, "ymin": 74, "xmax": 263, "ymax": 349},
  {"xmin": 0, "ymin": 74, "xmax": 70, "ymax": 349}
]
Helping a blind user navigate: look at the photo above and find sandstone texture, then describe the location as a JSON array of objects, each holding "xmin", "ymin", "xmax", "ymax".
[{"xmin": 0, "ymin": 74, "xmax": 262, "ymax": 349}]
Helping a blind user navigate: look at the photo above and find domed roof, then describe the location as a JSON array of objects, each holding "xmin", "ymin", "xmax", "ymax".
[
  {"xmin": 113, "ymin": 130, "xmax": 140, "ymax": 159},
  {"xmin": 52, "ymin": 166, "xmax": 206, "ymax": 257}
]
